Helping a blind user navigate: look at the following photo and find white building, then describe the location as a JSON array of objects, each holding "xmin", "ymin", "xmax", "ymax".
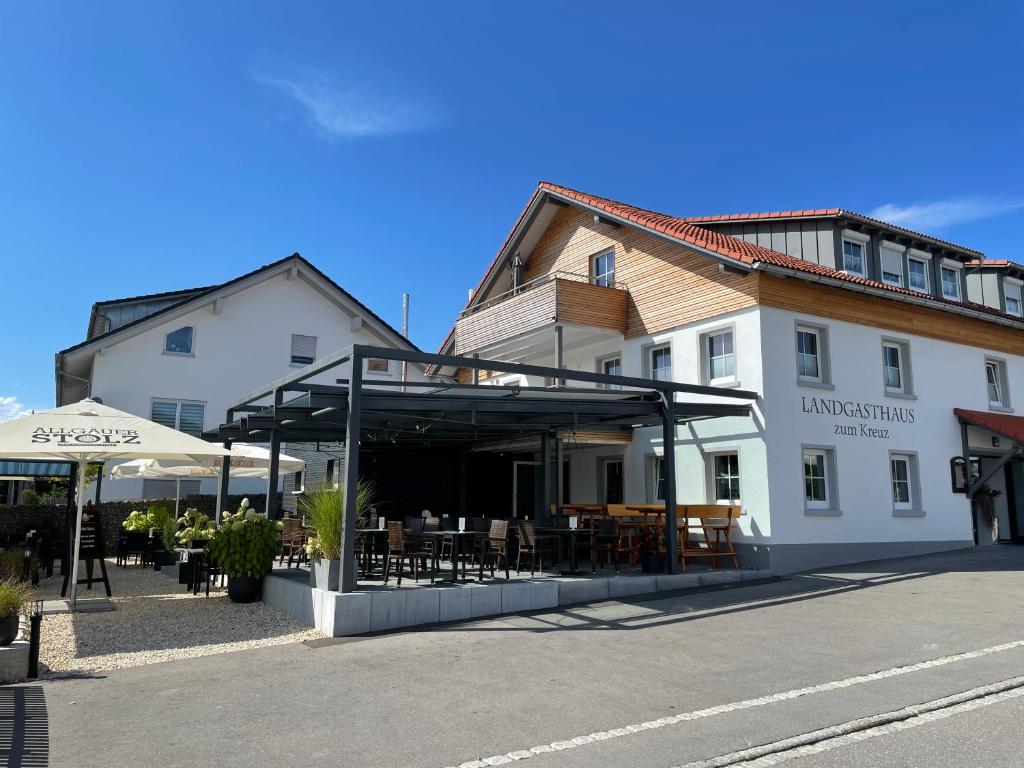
[
  {"xmin": 433, "ymin": 182, "xmax": 1024, "ymax": 572},
  {"xmin": 55, "ymin": 253, "xmax": 428, "ymax": 504}
]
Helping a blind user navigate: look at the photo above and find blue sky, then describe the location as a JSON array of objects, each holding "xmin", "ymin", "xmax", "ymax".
[{"xmin": 1, "ymin": 1, "xmax": 1021, "ymax": 417}]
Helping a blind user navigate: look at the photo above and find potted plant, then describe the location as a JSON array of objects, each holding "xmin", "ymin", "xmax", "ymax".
[
  {"xmin": 299, "ymin": 481, "xmax": 374, "ymax": 591},
  {"xmin": 206, "ymin": 498, "xmax": 282, "ymax": 603},
  {"xmin": 973, "ymin": 485, "xmax": 1003, "ymax": 544},
  {"xmin": 637, "ymin": 525, "xmax": 665, "ymax": 573},
  {"xmin": 0, "ymin": 578, "xmax": 30, "ymax": 646}
]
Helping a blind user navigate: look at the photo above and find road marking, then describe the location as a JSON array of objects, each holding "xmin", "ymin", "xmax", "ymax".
[
  {"xmin": 674, "ymin": 677, "xmax": 1024, "ymax": 767},
  {"xmin": 444, "ymin": 639, "xmax": 1024, "ymax": 768}
]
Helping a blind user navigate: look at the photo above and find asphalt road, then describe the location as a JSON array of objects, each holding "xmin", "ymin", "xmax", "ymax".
[{"xmin": 17, "ymin": 546, "xmax": 1024, "ymax": 768}]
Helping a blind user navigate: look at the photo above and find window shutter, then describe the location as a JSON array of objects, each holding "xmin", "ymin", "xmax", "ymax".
[
  {"xmin": 880, "ymin": 247, "xmax": 903, "ymax": 284},
  {"xmin": 178, "ymin": 403, "xmax": 205, "ymax": 436},
  {"xmin": 291, "ymin": 334, "xmax": 317, "ymax": 363},
  {"xmin": 150, "ymin": 401, "xmax": 178, "ymax": 430}
]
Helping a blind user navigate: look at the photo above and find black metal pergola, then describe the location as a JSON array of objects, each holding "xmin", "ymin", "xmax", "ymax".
[{"xmin": 208, "ymin": 345, "xmax": 758, "ymax": 591}]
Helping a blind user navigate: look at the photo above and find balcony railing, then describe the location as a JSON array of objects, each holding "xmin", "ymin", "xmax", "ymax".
[{"xmin": 454, "ymin": 271, "xmax": 628, "ymax": 355}]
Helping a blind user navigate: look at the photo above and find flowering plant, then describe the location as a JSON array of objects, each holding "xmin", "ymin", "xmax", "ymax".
[
  {"xmin": 175, "ymin": 508, "xmax": 216, "ymax": 545},
  {"xmin": 206, "ymin": 498, "xmax": 283, "ymax": 578},
  {"xmin": 637, "ymin": 524, "xmax": 663, "ymax": 556}
]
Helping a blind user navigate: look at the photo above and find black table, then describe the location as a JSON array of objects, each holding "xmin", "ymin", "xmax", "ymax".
[
  {"xmin": 418, "ymin": 530, "xmax": 484, "ymax": 583},
  {"xmin": 537, "ymin": 527, "xmax": 586, "ymax": 576}
]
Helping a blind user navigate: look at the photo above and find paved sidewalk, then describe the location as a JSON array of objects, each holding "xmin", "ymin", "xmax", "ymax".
[{"xmin": 21, "ymin": 546, "xmax": 1024, "ymax": 768}]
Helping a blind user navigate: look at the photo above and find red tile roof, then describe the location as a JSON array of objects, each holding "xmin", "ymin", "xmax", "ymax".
[
  {"xmin": 955, "ymin": 409, "xmax": 1024, "ymax": 443},
  {"xmin": 966, "ymin": 259, "xmax": 1024, "ymax": 271}
]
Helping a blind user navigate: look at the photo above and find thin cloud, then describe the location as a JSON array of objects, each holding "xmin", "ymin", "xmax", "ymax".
[
  {"xmin": 869, "ymin": 198, "xmax": 1024, "ymax": 231},
  {"xmin": 252, "ymin": 68, "xmax": 437, "ymax": 140},
  {"xmin": 0, "ymin": 396, "xmax": 34, "ymax": 422}
]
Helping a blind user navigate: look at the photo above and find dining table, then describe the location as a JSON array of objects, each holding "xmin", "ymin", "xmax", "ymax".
[{"xmin": 416, "ymin": 529, "xmax": 483, "ymax": 583}]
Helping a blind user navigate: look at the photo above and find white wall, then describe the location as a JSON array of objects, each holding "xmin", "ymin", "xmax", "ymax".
[{"xmin": 76, "ymin": 266, "xmax": 428, "ymax": 501}]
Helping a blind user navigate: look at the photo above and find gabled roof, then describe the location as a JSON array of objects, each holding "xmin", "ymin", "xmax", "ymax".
[
  {"xmin": 679, "ymin": 208, "xmax": 983, "ymax": 257},
  {"xmin": 966, "ymin": 259, "xmax": 1024, "ymax": 274},
  {"xmin": 93, "ymin": 284, "xmax": 215, "ymax": 307},
  {"xmin": 436, "ymin": 182, "xmax": 1022, "ymax": 361}
]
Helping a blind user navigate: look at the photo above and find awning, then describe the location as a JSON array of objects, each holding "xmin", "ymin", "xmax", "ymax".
[{"xmin": 954, "ymin": 408, "xmax": 1024, "ymax": 444}]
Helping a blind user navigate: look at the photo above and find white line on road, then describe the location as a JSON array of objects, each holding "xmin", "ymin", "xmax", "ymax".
[
  {"xmin": 443, "ymin": 639, "xmax": 1024, "ymax": 768},
  {"xmin": 675, "ymin": 677, "xmax": 1024, "ymax": 767}
]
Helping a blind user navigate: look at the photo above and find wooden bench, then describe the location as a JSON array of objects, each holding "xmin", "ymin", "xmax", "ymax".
[{"xmin": 678, "ymin": 504, "xmax": 740, "ymax": 571}]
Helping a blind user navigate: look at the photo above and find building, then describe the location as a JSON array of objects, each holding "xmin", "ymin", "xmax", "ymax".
[
  {"xmin": 966, "ymin": 259, "xmax": 1024, "ymax": 317},
  {"xmin": 432, "ymin": 182, "xmax": 1024, "ymax": 572},
  {"xmin": 55, "ymin": 253, "xmax": 429, "ymax": 504}
]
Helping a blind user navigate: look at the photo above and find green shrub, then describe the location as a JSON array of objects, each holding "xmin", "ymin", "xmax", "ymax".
[
  {"xmin": 0, "ymin": 578, "xmax": 30, "ymax": 618},
  {"xmin": 0, "ymin": 551, "xmax": 24, "ymax": 581},
  {"xmin": 122, "ymin": 510, "xmax": 156, "ymax": 531},
  {"xmin": 175, "ymin": 508, "xmax": 216, "ymax": 546},
  {"xmin": 299, "ymin": 480, "xmax": 374, "ymax": 560},
  {"xmin": 206, "ymin": 498, "xmax": 282, "ymax": 579}
]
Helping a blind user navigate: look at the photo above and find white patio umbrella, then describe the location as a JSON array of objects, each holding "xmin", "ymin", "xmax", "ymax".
[
  {"xmin": 0, "ymin": 399, "xmax": 228, "ymax": 608},
  {"xmin": 110, "ymin": 443, "xmax": 304, "ymax": 517}
]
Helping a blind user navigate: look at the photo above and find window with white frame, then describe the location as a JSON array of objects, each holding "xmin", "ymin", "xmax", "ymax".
[
  {"xmin": 711, "ymin": 453, "xmax": 740, "ymax": 503},
  {"xmin": 1005, "ymin": 279, "xmax": 1023, "ymax": 317},
  {"xmin": 702, "ymin": 328, "xmax": 736, "ymax": 384},
  {"xmin": 597, "ymin": 354, "xmax": 622, "ymax": 390},
  {"xmin": 648, "ymin": 344, "xmax": 672, "ymax": 382},
  {"xmin": 802, "ymin": 448, "xmax": 834, "ymax": 510},
  {"xmin": 795, "ymin": 324, "xmax": 830, "ymax": 385},
  {"xmin": 907, "ymin": 249, "xmax": 931, "ymax": 293},
  {"xmin": 985, "ymin": 358, "xmax": 1011, "ymax": 409},
  {"xmin": 879, "ymin": 242, "xmax": 905, "ymax": 287},
  {"xmin": 647, "ymin": 455, "xmax": 665, "ymax": 502},
  {"xmin": 151, "ymin": 399, "xmax": 205, "ymax": 437},
  {"xmin": 881, "ymin": 339, "xmax": 913, "ymax": 396},
  {"xmin": 889, "ymin": 453, "xmax": 917, "ymax": 511},
  {"xmin": 290, "ymin": 334, "xmax": 317, "ymax": 365},
  {"xmin": 366, "ymin": 358, "xmax": 391, "ymax": 374},
  {"xmin": 840, "ymin": 230, "xmax": 869, "ymax": 277},
  {"xmin": 940, "ymin": 262, "xmax": 962, "ymax": 301},
  {"xmin": 164, "ymin": 326, "xmax": 194, "ymax": 355},
  {"xmin": 591, "ymin": 250, "xmax": 615, "ymax": 288}
]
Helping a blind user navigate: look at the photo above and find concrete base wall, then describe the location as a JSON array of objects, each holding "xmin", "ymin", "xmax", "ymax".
[
  {"xmin": 0, "ymin": 618, "xmax": 30, "ymax": 683},
  {"xmin": 738, "ymin": 540, "xmax": 975, "ymax": 575},
  {"xmin": 263, "ymin": 568, "xmax": 774, "ymax": 637}
]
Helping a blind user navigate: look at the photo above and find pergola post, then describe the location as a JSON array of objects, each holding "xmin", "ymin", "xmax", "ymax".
[
  {"xmin": 661, "ymin": 398, "xmax": 679, "ymax": 574},
  {"xmin": 540, "ymin": 430, "xmax": 552, "ymax": 523},
  {"xmin": 216, "ymin": 441, "xmax": 231, "ymax": 524},
  {"xmin": 554, "ymin": 325, "xmax": 564, "ymax": 387},
  {"xmin": 265, "ymin": 393, "xmax": 282, "ymax": 519},
  {"xmin": 339, "ymin": 353, "xmax": 363, "ymax": 593},
  {"xmin": 555, "ymin": 437, "xmax": 565, "ymax": 513},
  {"xmin": 458, "ymin": 449, "xmax": 468, "ymax": 517}
]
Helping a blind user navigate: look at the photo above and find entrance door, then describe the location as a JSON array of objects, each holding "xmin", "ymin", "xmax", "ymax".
[
  {"xmin": 1008, "ymin": 461, "xmax": 1024, "ymax": 542},
  {"xmin": 513, "ymin": 461, "xmax": 541, "ymax": 518},
  {"xmin": 599, "ymin": 458, "xmax": 625, "ymax": 504}
]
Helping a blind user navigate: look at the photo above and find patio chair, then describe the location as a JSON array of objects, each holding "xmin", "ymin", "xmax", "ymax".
[
  {"xmin": 516, "ymin": 520, "xmax": 558, "ymax": 575},
  {"xmin": 278, "ymin": 517, "xmax": 306, "ymax": 568},
  {"xmin": 590, "ymin": 517, "xmax": 620, "ymax": 573},
  {"xmin": 383, "ymin": 521, "xmax": 434, "ymax": 586},
  {"xmin": 478, "ymin": 519, "xmax": 510, "ymax": 581},
  {"xmin": 678, "ymin": 505, "xmax": 741, "ymax": 571}
]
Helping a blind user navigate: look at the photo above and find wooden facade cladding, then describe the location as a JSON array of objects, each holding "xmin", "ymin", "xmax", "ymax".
[
  {"xmin": 756, "ymin": 273, "xmax": 1024, "ymax": 357},
  {"xmin": 453, "ymin": 277, "xmax": 627, "ymax": 355},
  {"xmin": 523, "ymin": 206, "xmax": 759, "ymax": 339}
]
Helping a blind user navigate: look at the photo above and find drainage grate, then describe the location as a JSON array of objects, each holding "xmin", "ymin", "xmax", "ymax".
[{"xmin": 0, "ymin": 686, "xmax": 49, "ymax": 767}]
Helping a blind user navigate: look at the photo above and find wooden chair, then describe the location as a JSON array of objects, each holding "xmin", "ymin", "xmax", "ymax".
[
  {"xmin": 590, "ymin": 517, "xmax": 620, "ymax": 573},
  {"xmin": 278, "ymin": 517, "xmax": 306, "ymax": 568},
  {"xmin": 678, "ymin": 505, "xmax": 741, "ymax": 571},
  {"xmin": 383, "ymin": 521, "xmax": 433, "ymax": 585},
  {"xmin": 516, "ymin": 520, "xmax": 558, "ymax": 575},
  {"xmin": 478, "ymin": 519, "xmax": 510, "ymax": 581}
]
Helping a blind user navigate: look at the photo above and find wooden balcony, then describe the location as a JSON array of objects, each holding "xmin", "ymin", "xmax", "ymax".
[{"xmin": 454, "ymin": 273, "xmax": 628, "ymax": 355}]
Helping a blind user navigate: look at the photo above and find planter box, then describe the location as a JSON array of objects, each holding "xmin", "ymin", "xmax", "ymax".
[
  {"xmin": 310, "ymin": 558, "xmax": 341, "ymax": 592},
  {"xmin": 640, "ymin": 553, "xmax": 665, "ymax": 573}
]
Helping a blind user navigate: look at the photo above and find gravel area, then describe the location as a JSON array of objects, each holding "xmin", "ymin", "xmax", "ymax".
[{"xmin": 33, "ymin": 559, "xmax": 322, "ymax": 676}]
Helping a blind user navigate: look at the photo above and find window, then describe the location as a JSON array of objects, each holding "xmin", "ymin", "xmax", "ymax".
[
  {"xmin": 881, "ymin": 339, "xmax": 913, "ymax": 396},
  {"xmin": 151, "ymin": 400, "xmax": 205, "ymax": 437},
  {"xmin": 907, "ymin": 249, "xmax": 931, "ymax": 293},
  {"xmin": 890, "ymin": 454, "xmax": 914, "ymax": 510},
  {"xmin": 325, "ymin": 459, "xmax": 336, "ymax": 489},
  {"xmin": 366, "ymin": 358, "xmax": 391, "ymax": 374},
  {"xmin": 647, "ymin": 456, "xmax": 665, "ymax": 502},
  {"xmin": 802, "ymin": 448, "xmax": 834, "ymax": 511},
  {"xmin": 711, "ymin": 453, "xmax": 740, "ymax": 503},
  {"xmin": 986, "ymin": 358, "xmax": 1011, "ymax": 410},
  {"xmin": 703, "ymin": 329, "xmax": 736, "ymax": 384},
  {"xmin": 1005, "ymin": 280, "xmax": 1023, "ymax": 317},
  {"xmin": 840, "ymin": 230, "xmax": 869, "ymax": 276},
  {"xmin": 880, "ymin": 242, "xmax": 905, "ymax": 287},
  {"xmin": 795, "ymin": 324, "xmax": 831, "ymax": 385},
  {"xmin": 591, "ymin": 250, "xmax": 615, "ymax": 288},
  {"xmin": 648, "ymin": 344, "xmax": 672, "ymax": 382},
  {"xmin": 164, "ymin": 326, "xmax": 194, "ymax": 355},
  {"xmin": 597, "ymin": 354, "xmax": 622, "ymax": 390},
  {"xmin": 599, "ymin": 458, "xmax": 624, "ymax": 504},
  {"xmin": 290, "ymin": 334, "xmax": 317, "ymax": 365},
  {"xmin": 292, "ymin": 470, "xmax": 304, "ymax": 494},
  {"xmin": 940, "ymin": 262, "xmax": 962, "ymax": 301},
  {"xmin": 142, "ymin": 479, "xmax": 200, "ymax": 499}
]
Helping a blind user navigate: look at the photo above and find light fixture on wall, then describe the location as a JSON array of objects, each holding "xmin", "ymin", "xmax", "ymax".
[{"xmin": 992, "ymin": 436, "xmax": 1001, "ymax": 448}]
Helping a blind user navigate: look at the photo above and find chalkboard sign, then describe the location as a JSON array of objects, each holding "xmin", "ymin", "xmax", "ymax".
[{"xmin": 61, "ymin": 512, "xmax": 111, "ymax": 598}]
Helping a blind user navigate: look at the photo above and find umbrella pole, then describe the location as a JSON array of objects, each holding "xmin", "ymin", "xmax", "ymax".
[
  {"xmin": 174, "ymin": 478, "xmax": 180, "ymax": 518},
  {"xmin": 69, "ymin": 461, "xmax": 87, "ymax": 610}
]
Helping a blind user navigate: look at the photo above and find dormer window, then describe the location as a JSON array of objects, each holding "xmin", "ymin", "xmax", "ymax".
[
  {"xmin": 840, "ymin": 230, "xmax": 869, "ymax": 277},
  {"xmin": 164, "ymin": 326, "xmax": 194, "ymax": 355},
  {"xmin": 940, "ymin": 261, "xmax": 963, "ymax": 301},
  {"xmin": 1005, "ymin": 279, "xmax": 1022, "ymax": 316},
  {"xmin": 907, "ymin": 249, "xmax": 932, "ymax": 293},
  {"xmin": 879, "ymin": 241, "xmax": 905, "ymax": 287}
]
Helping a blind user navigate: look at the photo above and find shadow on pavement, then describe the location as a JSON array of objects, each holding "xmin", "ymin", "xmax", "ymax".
[{"xmin": 0, "ymin": 685, "xmax": 49, "ymax": 768}]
